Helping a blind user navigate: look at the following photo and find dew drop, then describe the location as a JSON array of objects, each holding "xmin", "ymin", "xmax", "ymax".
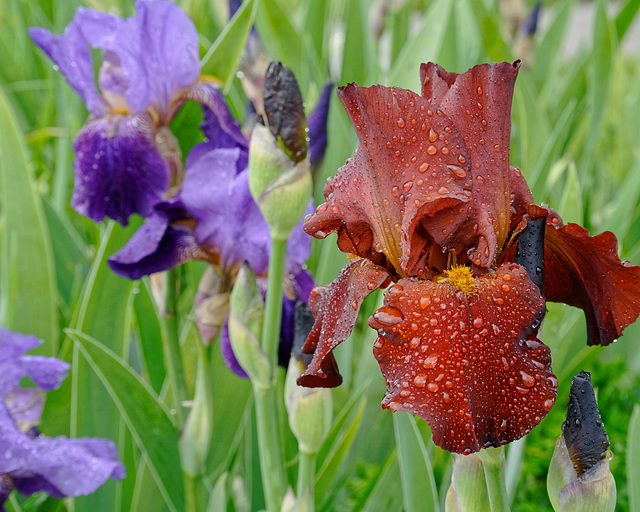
[
  {"xmin": 419, "ymin": 162, "xmax": 430, "ymax": 173},
  {"xmin": 499, "ymin": 419, "xmax": 508, "ymax": 431},
  {"xmin": 403, "ymin": 180, "xmax": 413, "ymax": 192},
  {"xmin": 516, "ymin": 386, "xmax": 529, "ymax": 395},
  {"xmin": 520, "ymin": 371, "xmax": 535, "ymax": 387},
  {"xmin": 414, "ymin": 374, "xmax": 427, "ymax": 387},
  {"xmin": 477, "ymin": 86, "xmax": 483, "ymax": 96},
  {"xmin": 428, "ymin": 127, "xmax": 438, "ymax": 142},
  {"xmin": 438, "ymin": 186, "xmax": 449, "ymax": 195},
  {"xmin": 543, "ymin": 399, "xmax": 554, "ymax": 411},
  {"xmin": 427, "ymin": 383, "xmax": 438, "ymax": 392},
  {"xmin": 373, "ymin": 306, "xmax": 404, "ymax": 326},
  {"xmin": 423, "ymin": 353, "xmax": 439, "ymax": 369},
  {"xmin": 419, "ymin": 296, "xmax": 431, "ymax": 309},
  {"xmin": 427, "ymin": 145, "xmax": 437, "ymax": 155},
  {"xmin": 447, "ymin": 165, "xmax": 467, "ymax": 178},
  {"xmin": 397, "ymin": 118, "xmax": 405, "ymax": 128},
  {"xmin": 410, "ymin": 337, "xmax": 421, "ymax": 348},
  {"xmin": 367, "ymin": 281, "xmax": 379, "ymax": 290},
  {"xmin": 473, "ymin": 317, "xmax": 483, "ymax": 329},
  {"xmin": 442, "ymin": 392, "xmax": 450, "ymax": 403}
]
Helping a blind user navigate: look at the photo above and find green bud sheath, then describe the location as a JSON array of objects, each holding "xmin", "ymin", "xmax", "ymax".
[
  {"xmin": 249, "ymin": 123, "xmax": 312, "ymax": 240},
  {"xmin": 445, "ymin": 453, "xmax": 490, "ymax": 512},
  {"xmin": 179, "ymin": 352, "xmax": 213, "ymax": 477},
  {"xmin": 228, "ymin": 264, "xmax": 270, "ymax": 387}
]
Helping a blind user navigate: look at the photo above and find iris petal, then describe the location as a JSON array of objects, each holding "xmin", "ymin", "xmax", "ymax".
[
  {"xmin": 369, "ymin": 264, "xmax": 557, "ymax": 454},
  {"xmin": 72, "ymin": 113, "xmax": 169, "ymax": 224},
  {"xmin": 298, "ymin": 259, "xmax": 389, "ymax": 387}
]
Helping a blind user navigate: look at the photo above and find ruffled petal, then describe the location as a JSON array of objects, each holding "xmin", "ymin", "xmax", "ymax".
[
  {"xmin": 529, "ymin": 205, "xmax": 640, "ymax": 346},
  {"xmin": 369, "ymin": 264, "xmax": 557, "ymax": 454},
  {"xmin": 298, "ymin": 259, "xmax": 389, "ymax": 387},
  {"xmin": 28, "ymin": 23, "xmax": 107, "ymax": 116},
  {"xmin": 72, "ymin": 113, "xmax": 169, "ymax": 225},
  {"xmin": 182, "ymin": 148, "xmax": 270, "ymax": 274},
  {"xmin": 108, "ymin": 199, "xmax": 207, "ymax": 279},
  {"xmin": 305, "ymin": 83, "xmax": 473, "ymax": 276},
  {"xmin": 419, "ymin": 61, "xmax": 521, "ymax": 267}
]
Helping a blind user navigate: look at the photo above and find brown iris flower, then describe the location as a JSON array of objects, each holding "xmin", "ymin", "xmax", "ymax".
[{"xmin": 297, "ymin": 61, "xmax": 640, "ymax": 454}]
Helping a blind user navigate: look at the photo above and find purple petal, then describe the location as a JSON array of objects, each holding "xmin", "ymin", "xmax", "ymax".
[
  {"xmin": 185, "ymin": 83, "xmax": 249, "ymax": 164},
  {"xmin": 28, "ymin": 24, "xmax": 108, "ymax": 116},
  {"xmin": 76, "ymin": 0, "xmax": 200, "ymax": 115},
  {"xmin": 108, "ymin": 199, "xmax": 204, "ymax": 279},
  {"xmin": 219, "ymin": 321, "xmax": 249, "ymax": 379},
  {"xmin": 308, "ymin": 83, "xmax": 333, "ymax": 170},
  {"xmin": 5, "ymin": 389, "xmax": 44, "ymax": 433},
  {"xmin": 284, "ymin": 199, "xmax": 314, "ymax": 275},
  {"xmin": 72, "ymin": 112, "xmax": 169, "ymax": 225},
  {"xmin": 182, "ymin": 149, "xmax": 270, "ymax": 274}
]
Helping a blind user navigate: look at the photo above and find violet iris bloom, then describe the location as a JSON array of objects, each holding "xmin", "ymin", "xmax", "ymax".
[
  {"xmin": 29, "ymin": 0, "xmax": 219, "ymax": 225},
  {"xmin": 107, "ymin": 87, "xmax": 328, "ymax": 375},
  {"xmin": 0, "ymin": 328, "xmax": 125, "ymax": 507}
]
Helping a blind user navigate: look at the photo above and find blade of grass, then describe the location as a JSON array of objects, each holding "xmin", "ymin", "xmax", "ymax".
[{"xmin": 628, "ymin": 404, "xmax": 640, "ymax": 512}]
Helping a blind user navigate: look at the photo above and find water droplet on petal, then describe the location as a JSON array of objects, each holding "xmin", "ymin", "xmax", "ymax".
[
  {"xmin": 427, "ymin": 145, "xmax": 437, "ymax": 155},
  {"xmin": 520, "ymin": 371, "xmax": 535, "ymax": 387},
  {"xmin": 423, "ymin": 353, "xmax": 439, "ymax": 369},
  {"xmin": 428, "ymin": 127, "xmax": 438, "ymax": 142},
  {"xmin": 473, "ymin": 317, "xmax": 483, "ymax": 329},
  {"xmin": 427, "ymin": 383, "xmax": 438, "ymax": 392},
  {"xmin": 419, "ymin": 162, "xmax": 430, "ymax": 173},
  {"xmin": 419, "ymin": 296, "xmax": 431, "ymax": 309},
  {"xmin": 543, "ymin": 399, "xmax": 554, "ymax": 411},
  {"xmin": 499, "ymin": 419, "xmax": 508, "ymax": 431},
  {"xmin": 373, "ymin": 306, "xmax": 404, "ymax": 326},
  {"xmin": 447, "ymin": 165, "xmax": 467, "ymax": 178},
  {"xmin": 397, "ymin": 118, "xmax": 405, "ymax": 128},
  {"xmin": 414, "ymin": 374, "xmax": 427, "ymax": 387}
]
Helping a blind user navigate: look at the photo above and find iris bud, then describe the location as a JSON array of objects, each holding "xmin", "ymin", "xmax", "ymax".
[
  {"xmin": 179, "ymin": 353, "xmax": 213, "ymax": 477},
  {"xmin": 445, "ymin": 452, "xmax": 490, "ymax": 512},
  {"xmin": 248, "ymin": 62, "xmax": 312, "ymax": 241},
  {"xmin": 547, "ymin": 371, "xmax": 615, "ymax": 512},
  {"xmin": 285, "ymin": 303, "xmax": 332, "ymax": 455},
  {"xmin": 194, "ymin": 266, "xmax": 230, "ymax": 345},
  {"xmin": 228, "ymin": 264, "xmax": 270, "ymax": 388}
]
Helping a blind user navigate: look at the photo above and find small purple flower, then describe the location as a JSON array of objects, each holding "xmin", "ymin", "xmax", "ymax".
[
  {"xmin": 29, "ymin": 0, "xmax": 218, "ymax": 225},
  {"xmin": 0, "ymin": 328, "xmax": 125, "ymax": 508}
]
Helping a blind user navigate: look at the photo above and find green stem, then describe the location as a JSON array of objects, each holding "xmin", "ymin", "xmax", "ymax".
[
  {"xmin": 160, "ymin": 268, "xmax": 189, "ymax": 423},
  {"xmin": 479, "ymin": 447, "xmax": 511, "ymax": 512},
  {"xmin": 297, "ymin": 451, "xmax": 316, "ymax": 511},
  {"xmin": 254, "ymin": 385, "xmax": 287, "ymax": 512},
  {"xmin": 262, "ymin": 236, "xmax": 288, "ymax": 375}
]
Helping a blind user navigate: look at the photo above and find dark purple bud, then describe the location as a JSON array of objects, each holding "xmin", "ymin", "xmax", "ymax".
[
  {"xmin": 524, "ymin": 1, "xmax": 542, "ymax": 37},
  {"xmin": 562, "ymin": 370, "xmax": 610, "ymax": 477},
  {"xmin": 263, "ymin": 61, "xmax": 307, "ymax": 162},
  {"xmin": 308, "ymin": 83, "xmax": 333, "ymax": 172}
]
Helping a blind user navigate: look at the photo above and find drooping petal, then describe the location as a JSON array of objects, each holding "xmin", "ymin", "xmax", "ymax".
[
  {"xmin": 369, "ymin": 264, "xmax": 557, "ymax": 454},
  {"xmin": 72, "ymin": 112, "xmax": 169, "ymax": 224},
  {"xmin": 529, "ymin": 205, "xmax": 640, "ymax": 346},
  {"xmin": 298, "ymin": 259, "xmax": 390, "ymax": 388},
  {"xmin": 28, "ymin": 23, "xmax": 108, "ymax": 116},
  {"xmin": 182, "ymin": 148, "xmax": 270, "ymax": 274},
  {"xmin": 108, "ymin": 199, "xmax": 208, "ymax": 279},
  {"xmin": 304, "ymin": 83, "xmax": 474, "ymax": 277},
  {"xmin": 419, "ymin": 61, "xmax": 521, "ymax": 267}
]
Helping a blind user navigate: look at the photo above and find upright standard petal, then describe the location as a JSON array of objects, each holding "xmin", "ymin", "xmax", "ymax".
[
  {"xmin": 72, "ymin": 113, "xmax": 169, "ymax": 224},
  {"xmin": 298, "ymin": 259, "xmax": 389, "ymax": 387},
  {"xmin": 369, "ymin": 264, "xmax": 557, "ymax": 454}
]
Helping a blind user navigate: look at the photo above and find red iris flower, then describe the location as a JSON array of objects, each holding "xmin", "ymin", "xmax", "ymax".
[{"xmin": 297, "ymin": 61, "xmax": 640, "ymax": 454}]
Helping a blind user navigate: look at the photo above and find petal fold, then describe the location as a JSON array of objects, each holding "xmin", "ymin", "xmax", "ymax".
[
  {"xmin": 369, "ymin": 264, "xmax": 557, "ymax": 454},
  {"xmin": 298, "ymin": 259, "xmax": 389, "ymax": 387}
]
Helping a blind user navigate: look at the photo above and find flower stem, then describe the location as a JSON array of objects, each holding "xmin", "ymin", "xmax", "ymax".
[
  {"xmin": 478, "ymin": 447, "xmax": 511, "ymax": 512},
  {"xmin": 161, "ymin": 268, "xmax": 188, "ymax": 423},
  {"xmin": 253, "ymin": 384, "xmax": 287, "ymax": 512},
  {"xmin": 297, "ymin": 451, "xmax": 316, "ymax": 511},
  {"xmin": 253, "ymin": 235, "xmax": 288, "ymax": 512}
]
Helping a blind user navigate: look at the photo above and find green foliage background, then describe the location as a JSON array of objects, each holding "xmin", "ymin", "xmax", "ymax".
[{"xmin": 1, "ymin": 0, "xmax": 640, "ymax": 510}]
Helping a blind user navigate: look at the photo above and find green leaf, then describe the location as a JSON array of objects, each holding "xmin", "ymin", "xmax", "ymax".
[
  {"xmin": 615, "ymin": 0, "xmax": 640, "ymax": 42},
  {"xmin": 602, "ymin": 158, "xmax": 640, "ymax": 245},
  {"xmin": 341, "ymin": 0, "xmax": 373, "ymax": 85},
  {"xmin": 355, "ymin": 449, "xmax": 402, "ymax": 512},
  {"xmin": 68, "ymin": 329, "xmax": 185, "ymax": 512},
  {"xmin": 200, "ymin": 0, "xmax": 257, "ymax": 92},
  {"xmin": 255, "ymin": 0, "xmax": 302, "ymax": 74},
  {"xmin": 393, "ymin": 412, "xmax": 439, "ymax": 512},
  {"xmin": 0, "ymin": 84, "xmax": 58, "ymax": 354},
  {"xmin": 628, "ymin": 404, "xmax": 640, "ymax": 512},
  {"xmin": 207, "ymin": 473, "xmax": 229, "ymax": 512}
]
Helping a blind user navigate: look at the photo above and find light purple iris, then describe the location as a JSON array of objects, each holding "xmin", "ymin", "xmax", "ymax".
[
  {"xmin": 29, "ymin": 0, "xmax": 212, "ymax": 225},
  {"xmin": 0, "ymin": 328, "xmax": 125, "ymax": 507}
]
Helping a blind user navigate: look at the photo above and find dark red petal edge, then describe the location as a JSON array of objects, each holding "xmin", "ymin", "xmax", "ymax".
[
  {"xmin": 297, "ymin": 259, "xmax": 389, "ymax": 387},
  {"xmin": 530, "ymin": 204, "xmax": 640, "ymax": 346},
  {"xmin": 369, "ymin": 264, "xmax": 557, "ymax": 454}
]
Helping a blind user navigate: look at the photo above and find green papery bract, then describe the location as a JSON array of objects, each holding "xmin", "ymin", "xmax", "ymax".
[
  {"xmin": 445, "ymin": 453, "xmax": 491, "ymax": 512},
  {"xmin": 248, "ymin": 123, "xmax": 312, "ymax": 241},
  {"xmin": 228, "ymin": 264, "xmax": 270, "ymax": 387}
]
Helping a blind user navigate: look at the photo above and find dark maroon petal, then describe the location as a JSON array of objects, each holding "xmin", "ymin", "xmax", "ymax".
[
  {"xmin": 72, "ymin": 113, "xmax": 169, "ymax": 225},
  {"xmin": 108, "ymin": 199, "xmax": 207, "ymax": 279},
  {"xmin": 529, "ymin": 205, "xmax": 640, "ymax": 346},
  {"xmin": 369, "ymin": 264, "xmax": 557, "ymax": 454},
  {"xmin": 420, "ymin": 61, "xmax": 521, "ymax": 267},
  {"xmin": 304, "ymin": 84, "xmax": 473, "ymax": 277},
  {"xmin": 297, "ymin": 259, "xmax": 389, "ymax": 388}
]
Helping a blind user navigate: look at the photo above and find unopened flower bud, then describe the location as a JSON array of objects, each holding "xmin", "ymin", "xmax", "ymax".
[
  {"xmin": 285, "ymin": 303, "xmax": 332, "ymax": 455},
  {"xmin": 547, "ymin": 371, "xmax": 615, "ymax": 512},
  {"xmin": 194, "ymin": 265, "xmax": 231, "ymax": 345},
  {"xmin": 249, "ymin": 62, "xmax": 312, "ymax": 240},
  {"xmin": 445, "ymin": 452, "xmax": 490, "ymax": 512},
  {"xmin": 228, "ymin": 264, "xmax": 270, "ymax": 387},
  {"xmin": 179, "ymin": 354, "xmax": 213, "ymax": 477}
]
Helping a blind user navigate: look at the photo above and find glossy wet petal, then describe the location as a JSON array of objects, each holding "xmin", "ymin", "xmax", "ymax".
[
  {"xmin": 72, "ymin": 112, "xmax": 169, "ymax": 225},
  {"xmin": 369, "ymin": 264, "xmax": 557, "ymax": 454},
  {"xmin": 529, "ymin": 205, "xmax": 640, "ymax": 346},
  {"xmin": 298, "ymin": 259, "xmax": 389, "ymax": 387},
  {"xmin": 305, "ymin": 84, "xmax": 473, "ymax": 276},
  {"xmin": 420, "ymin": 61, "xmax": 521, "ymax": 267},
  {"xmin": 108, "ymin": 199, "xmax": 207, "ymax": 279}
]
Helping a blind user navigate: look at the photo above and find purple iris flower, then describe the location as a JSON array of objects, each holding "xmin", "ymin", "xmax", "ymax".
[
  {"xmin": 0, "ymin": 328, "xmax": 125, "ymax": 508},
  {"xmin": 29, "ymin": 0, "xmax": 218, "ymax": 225},
  {"xmin": 107, "ymin": 85, "xmax": 330, "ymax": 375}
]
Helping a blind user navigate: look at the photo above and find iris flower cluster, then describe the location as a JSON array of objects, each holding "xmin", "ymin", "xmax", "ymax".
[
  {"xmin": 0, "ymin": 328, "xmax": 124, "ymax": 508},
  {"xmin": 298, "ymin": 61, "xmax": 640, "ymax": 454}
]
